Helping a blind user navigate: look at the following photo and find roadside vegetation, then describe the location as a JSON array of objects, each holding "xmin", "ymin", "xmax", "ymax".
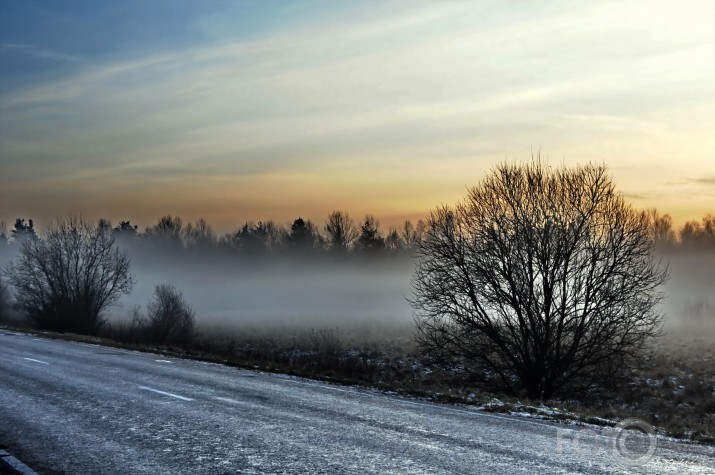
[
  {"xmin": 3, "ymin": 216, "xmax": 133, "ymax": 335},
  {"xmin": 5, "ymin": 313, "xmax": 712, "ymax": 444},
  {"xmin": 1, "ymin": 162, "xmax": 713, "ymax": 444},
  {"xmin": 130, "ymin": 284, "xmax": 196, "ymax": 345}
]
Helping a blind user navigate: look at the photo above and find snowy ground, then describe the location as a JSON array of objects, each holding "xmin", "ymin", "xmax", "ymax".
[{"xmin": 0, "ymin": 331, "xmax": 713, "ymax": 474}]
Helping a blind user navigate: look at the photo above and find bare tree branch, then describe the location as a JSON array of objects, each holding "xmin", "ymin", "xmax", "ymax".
[
  {"xmin": 410, "ymin": 161, "xmax": 667, "ymax": 400},
  {"xmin": 3, "ymin": 216, "xmax": 134, "ymax": 335}
]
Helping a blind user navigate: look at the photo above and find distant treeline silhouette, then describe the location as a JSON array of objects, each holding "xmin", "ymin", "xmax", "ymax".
[
  {"xmin": 0, "ymin": 212, "xmax": 423, "ymax": 259},
  {"xmin": 1, "ymin": 210, "xmax": 714, "ymax": 257}
]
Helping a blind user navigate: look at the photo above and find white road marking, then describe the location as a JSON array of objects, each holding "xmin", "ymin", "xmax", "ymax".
[
  {"xmin": 155, "ymin": 359, "xmax": 172, "ymax": 363},
  {"xmin": 1, "ymin": 453, "xmax": 40, "ymax": 475},
  {"xmin": 216, "ymin": 396, "xmax": 241, "ymax": 404},
  {"xmin": 139, "ymin": 386, "xmax": 193, "ymax": 401},
  {"xmin": 22, "ymin": 357, "xmax": 49, "ymax": 365}
]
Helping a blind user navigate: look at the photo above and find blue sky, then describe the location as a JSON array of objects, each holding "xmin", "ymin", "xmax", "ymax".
[{"xmin": 1, "ymin": 1, "xmax": 714, "ymax": 232}]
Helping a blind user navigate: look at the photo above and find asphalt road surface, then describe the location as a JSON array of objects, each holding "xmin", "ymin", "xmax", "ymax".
[{"xmin": 1, "ymin": 331, "xmax": 713, "ymax": 474}]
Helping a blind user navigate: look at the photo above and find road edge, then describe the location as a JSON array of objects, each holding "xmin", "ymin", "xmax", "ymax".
[{"xmin": 0, "ymin": 450, "xmax": 38, "ymax": 475}]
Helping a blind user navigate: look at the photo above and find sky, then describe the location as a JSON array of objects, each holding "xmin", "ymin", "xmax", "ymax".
[{"xmin": 1, "ymin": 0, "xmax": 714, "ymax": 233}]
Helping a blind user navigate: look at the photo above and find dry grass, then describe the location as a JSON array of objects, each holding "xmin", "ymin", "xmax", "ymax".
[{"xmin": 567, "ymin": 331, "xmax": 715, "ymax": 443}]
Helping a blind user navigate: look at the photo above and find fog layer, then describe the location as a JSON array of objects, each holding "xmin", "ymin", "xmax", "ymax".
[
  {"xmin": 111, "ymin": 246, "xmax": 715, "ymax": 338},
  {"xmin": 660, "ymin": 252, "xmax": 715, "ymax": 336},
  {"xmin": 115, "ymin": 248, "xmax": 416, "ymax": 328}
]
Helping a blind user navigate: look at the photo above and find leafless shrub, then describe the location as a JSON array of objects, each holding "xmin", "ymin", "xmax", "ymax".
[
  {"xmin": 3, "ymin": 216, "xmax": 133, "ymax": 334},
  {"xmin": 306, "ymin": 327, "xmax": 343, "ymax": 365},
  {"xmin": 411, "ymin": 160, "xmax": 667, "ymax": 400},
  {"xmin": 143, "ymin": 284, "xmax": 195, "ymax": 345}
]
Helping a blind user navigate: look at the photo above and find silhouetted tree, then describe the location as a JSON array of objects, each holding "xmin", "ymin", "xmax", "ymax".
[
  {"xmin": 324, "ymin": 211, "xmax": 358, "ymax": 252},
  {"xmin": 232, "ymin": 223, "xmax": 261, "ymax": 253},
  {"xmin": 680, "ymin": 220, "xmax": 701, "ymax": 246},
  {"xmin": 288, "ymin": 217, "xmax": 321, "ymax": 251},
  {"xmin": 704, "ymin": 214, "xmax": 715, "ymax": 237},
  {"xmin": 356, "ymin": 215, "xmax": 385, "ymax": 252},
  {"xmin": 384, "ymin": 227, "xmax": 404, "ymax": 252},
  {"xmin": 230, "ymin": 221, "xmax": 285, "ymax": 254},
  {"xmin": 97, "ymin": 218, "xmax": 112, "ymax": 236},
  {"xmin": 400, "ymin": 219, "xmax": 426, "ymax": 250},
  {"xmin": 146, "ymin": 215, "xmax": 183, "ymax": 247},
  {"xmin": 411, "ymin": 161, "xmax": 667, "ymax": 400},
  {"xmin": 262, "ymin": 220, "xmax": 288, "ymax": 251},
  {"xmin": 645, "ymin": 209, "xmax": 676, "ymax": 249},
  {"xmin": 3, "ymin": 216, "xmax": 134, "ymax": 334},
  {"xmin": 680, "ymin": 214, "xmax": 715, "ymax": 249},
  {"xmin": 143, "ymin": 284, "xmax": 195, "ymax": 344},
  {"xmin": 112, "ymin": 220, "xmax": 139, "ymax": 240},
  {"xmin": 10, "ymin": 218, "xmax": 35, "ymax": 242},
  {"xmin": 183, "ymin": 218, "xmax": 215, "ymax": 249}
]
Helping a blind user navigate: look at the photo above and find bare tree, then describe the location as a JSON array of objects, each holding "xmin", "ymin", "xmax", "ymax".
[
  {"xmin": 0, "ymin": 276, "xmax": 10, "ymax": 322},
  {"xmin": 97, "ymin": 218, "xmax": 112, "ymax": 236},
  {"xmin": 401, "ymin": 219, "xmax": 426, "ymax": 250},
  {"xmin": 680, "ymin": 214, "xmax": 715, "ymax": 250},
  {"xmin": 146, "ymin": 215, "xmax": 183, "ymax": 247},
  {"xmin": 143, "ymin": 284, "xmax": 195, "ymax": 344},
  {"xmin": 411, "ymin": 161, "xmax": 667, "ymax": 400},
  {"xmin": 644, "ymin": 208, "xmax": 676, "ymax": 249},
  {"xmin": 183, "ymin": 218, "xmax": 216, "ymax": 249},
  {"xmin": 262, "ymin": 220, "xmax": 288, "ymax": 251},
  {"xmin": 3, "ymin": 216, "xmax": 134, "ymax": 334},
  {"xmin": 324, "ymin": 211, "xmax": 358, "ymax": 251},
  {"xmin": 384, "ymin": 227, "xmax": 404, "ymax": 252}
]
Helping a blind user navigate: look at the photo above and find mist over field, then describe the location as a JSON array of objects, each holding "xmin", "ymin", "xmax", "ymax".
[
  {"xmin": 660, "ymin": 252, "xmax": 715, "ymax": 336},
  {"xmin": 112, "ymin": 246, "xmax": 416, "ymax": 329},
  {"xmin": 2, "ymin": 236, "xmax": 712, "ymax": 339},
  {"xmin": 101, "ymin": 244, "xmax": 715, "ymax": 341}
]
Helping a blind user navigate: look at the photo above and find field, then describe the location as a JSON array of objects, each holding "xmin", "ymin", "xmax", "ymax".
[
  {"xmin": 2, "ymin": 247, "xmax": 714, "ymax": 444},
  {"xmin": 96, "ymin": 294, "xmax": 715, "ymax": 443}
]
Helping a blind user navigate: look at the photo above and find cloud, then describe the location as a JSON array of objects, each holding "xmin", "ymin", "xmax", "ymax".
[
  {"xmin": 2, "ymin": 1, "xmax": 715, "ymax": 229},
  {"xmin": 692, "ymin": 176, "xmax": 715, "ymax": 186},
  {"xmin": 0, "ymin": 42, "xmax": 82, "ymax": 63},
  {"xmin": 623, "ymin": 192, "xmax": 664, "ymax": 201}
]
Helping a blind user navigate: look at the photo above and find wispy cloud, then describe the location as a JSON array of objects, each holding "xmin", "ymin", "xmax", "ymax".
[
  {"xmin": 1, "ymin": 1, "xmax": 715, "ymax": 229},
  {"xmin": 0, "ymin": 42, "xmax": 82, "ymax": 63},
  {"xmin": 692, "ymin": 176, "xmax": 715, "ymax": 186}
]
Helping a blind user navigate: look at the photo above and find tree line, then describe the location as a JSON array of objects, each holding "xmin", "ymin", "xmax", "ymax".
[
  {"xmin": 2, "ymin": 209, "xmax": 714, "ymax": 258},
  {"xmin": 0, "ymin": 212, "xmax": 426, "ymax": 258}
]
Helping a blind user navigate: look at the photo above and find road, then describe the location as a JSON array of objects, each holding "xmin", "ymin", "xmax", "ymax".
[{"xmin": 0, "ymin": 331, "xmax": 713, "ymax": 474}]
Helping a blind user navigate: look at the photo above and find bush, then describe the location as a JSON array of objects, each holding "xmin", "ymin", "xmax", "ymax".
[
  {"xmin": 144, "ymin": 284, "xmax": 195, "ymax": 345},
  {"xmin": 412, "ymin": 161, "xmax": 667, "ymax": 400},
  {"xmin": 305, "ymin": 327, "xmax": 343, "ymax": 368},
  {"xmin": 3, "ymin": 217, "xmax": 133, "ymax": 334}
]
